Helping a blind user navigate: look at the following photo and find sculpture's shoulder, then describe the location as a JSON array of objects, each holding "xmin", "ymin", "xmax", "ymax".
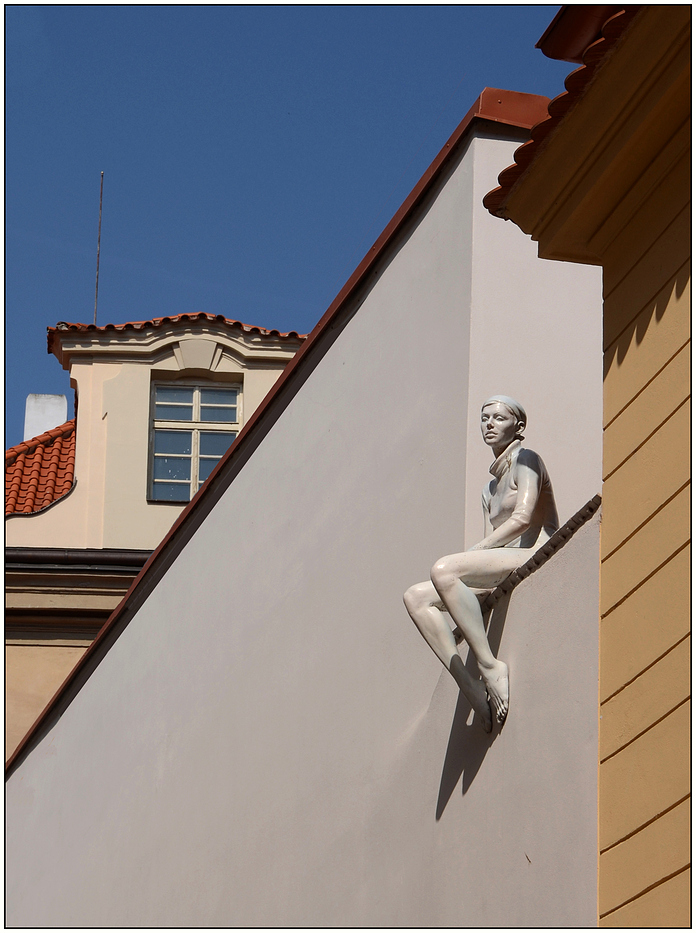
[{"xmin": 516, "ymin": 446, "xmax": 549, "ymax": 479}]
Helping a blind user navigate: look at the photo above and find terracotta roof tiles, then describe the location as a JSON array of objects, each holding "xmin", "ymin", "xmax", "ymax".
[
  {"xmin": 5, "ymin": 421, "xmax": 76, "ymax": 515},
  {"xmin": 47, "ymin": 313, "xmax": 306, "ymax": 357},
  {"xmin": 483, "ymin": 7, "xmax": 642, "ymax": 218}
]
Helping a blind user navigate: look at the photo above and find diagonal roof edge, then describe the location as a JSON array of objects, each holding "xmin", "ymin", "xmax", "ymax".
[
  {"xmin": 452, "ymin": 494, "xmax": 602, "ymax": 646},
  {"xmin": 6, "ymin": 86, "xmax": 550, "ymax": 779},
  {"xmin": 483, "ymin": 7, "xmax": 643, "ymax": 219},
  {"xmin": 479, "ymin": 495, "xmax": 601, "ymax": 616}
]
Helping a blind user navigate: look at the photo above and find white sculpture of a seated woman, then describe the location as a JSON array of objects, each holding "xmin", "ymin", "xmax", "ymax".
[{"xmin": 403, "ymin": 397, "xmax": 558, "ymax": 732}]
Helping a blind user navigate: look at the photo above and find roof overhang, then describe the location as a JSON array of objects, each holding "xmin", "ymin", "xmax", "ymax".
[
  {"xmin": 535, "ymin": 5, "xmax": 621, "ymax": 63},
  {"xmin": 484, "ymin": 7, "xmax": 690, "ymax": 265}
]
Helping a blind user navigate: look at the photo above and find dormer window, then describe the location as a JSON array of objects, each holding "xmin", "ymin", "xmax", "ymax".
[{"xmin": 149, "ymin": 383, "xmax": 240, "ymax": 502}]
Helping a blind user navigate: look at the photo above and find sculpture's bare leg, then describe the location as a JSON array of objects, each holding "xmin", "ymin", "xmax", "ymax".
[
  {"xmin": 430, "ymin": 548, "xmax": 534, "ymax": 724},
  {"xmin": 404, "ymin": 581, "xmax": 492, "ymax": 732}
]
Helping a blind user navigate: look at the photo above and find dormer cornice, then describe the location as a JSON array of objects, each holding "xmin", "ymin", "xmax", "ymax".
[{"xmin": 48, "ymin": 313, "xmax": 306, "ymax": 371}]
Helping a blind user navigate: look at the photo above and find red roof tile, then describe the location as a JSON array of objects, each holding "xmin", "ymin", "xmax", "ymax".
[
  {"xmin": 5, "ymin": 421, "xmax": 76, "ymax": 515},
  {"xmin": 535, "ymin": 5, "xmax": 622, "ymax": 64},
  {"xmin": 47, "ymin": 313, "xmax": 306, "ymax": 358},
  {"xmin": 483, "ymin": 7, "xmax": 642, "ymax": 218}
]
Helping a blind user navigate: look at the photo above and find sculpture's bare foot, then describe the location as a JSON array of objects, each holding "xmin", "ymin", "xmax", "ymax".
[{"xmin": 481, "ymin": 660, "xmax": 509, "ymax": 725}]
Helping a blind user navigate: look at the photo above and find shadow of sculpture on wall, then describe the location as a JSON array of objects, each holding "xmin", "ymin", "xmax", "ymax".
[
  {"xmin": 435, "ymin": 595, "xmax": 510, "ymax": 820},
  {"xmin": 433, "ymin": 492, "xmax": 603, "ymax": 820}
]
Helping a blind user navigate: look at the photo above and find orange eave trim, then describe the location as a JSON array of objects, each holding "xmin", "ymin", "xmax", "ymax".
[
  {"xmin": 535, "ymin": 5, "xmax": 621, "ymax": 63},
  {"xmin": 483, "ymin": 7, "xmax": 642, "ymax": 220},
  {"xmin": 47, "ymin": 312, "xmax": 306, "ymax": 364},
  {"xmin": 6, "ymin": 86, "xmax": 549, "ymax": 778}
]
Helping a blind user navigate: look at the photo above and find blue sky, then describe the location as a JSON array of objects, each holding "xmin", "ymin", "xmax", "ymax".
[{"xmin": 6, "ymin": 5, "xmax": 571, "ymax": 447}]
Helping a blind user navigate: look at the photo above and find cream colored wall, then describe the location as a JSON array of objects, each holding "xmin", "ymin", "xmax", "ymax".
[
  {"xmin": 6, "ymin": 644, "xmax": 89, "ymax": 761},
  {"xmin": 5, "ymin": 335, "xmax": 296, "ymax": 550},
  {"xmin": 5, "ymin": 560, "xmax": 142, "ymax": 761},
  {"xmin": 598, "ymin": 149, "xmax": 690, "ymax": 926},
  {"xmin": 465, "ymin": 132, "xmax": 602, "ymax": 548}
]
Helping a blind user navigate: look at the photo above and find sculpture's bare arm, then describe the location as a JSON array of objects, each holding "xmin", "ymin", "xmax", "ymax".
[{"xmin": 470, "ymin": 457, "xmax": 541, "ymax": 551}]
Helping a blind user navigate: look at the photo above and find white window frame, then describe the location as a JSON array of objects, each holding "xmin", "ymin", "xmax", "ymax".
[{"xmin": 148, "ymin": 380, "xmax": 242, "ymax": 503}]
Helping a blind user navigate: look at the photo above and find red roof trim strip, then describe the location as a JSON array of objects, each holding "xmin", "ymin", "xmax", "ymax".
[
  {"xmin": 47, "ymin": 313, "xmax": 306, "ymax": 357},
  {"xmin": 6, "ymin": 87, "xmax": 550, "ymax": 777},
  {"xmin": 5, "ymin": 420, "xmax": 77, "ymax": 515},
  {"xmin": 535, "ymin": 5, "xmax": 621, "ymax": 63},
  {"xmin": 483, "ymin": 7, "xmax": 642, "ymax": 218}
]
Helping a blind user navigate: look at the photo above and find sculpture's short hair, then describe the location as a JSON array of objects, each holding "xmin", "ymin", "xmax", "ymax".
[{"xmin": 482, "ymin": 396, "xmax": 527, "ymax": 437}]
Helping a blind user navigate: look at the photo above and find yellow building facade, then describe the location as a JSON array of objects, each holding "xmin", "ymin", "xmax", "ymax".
[{"xmin": 484, "ymin": 5, "xmax": 690, "ymax": 926}]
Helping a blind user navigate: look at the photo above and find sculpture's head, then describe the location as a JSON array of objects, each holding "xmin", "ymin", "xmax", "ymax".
[{"xmin": 480, "ymin": 396, "xmax": 526, "ymax": 453}]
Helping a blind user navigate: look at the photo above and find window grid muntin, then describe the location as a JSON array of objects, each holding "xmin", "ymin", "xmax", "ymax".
[{"xmin": 150, "ymin": 383, "xmax": 240, "ymax": 502}]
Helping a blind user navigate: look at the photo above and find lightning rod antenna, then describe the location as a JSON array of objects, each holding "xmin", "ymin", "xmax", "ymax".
[{"xmin": 93, "ymin": 171, "xmax": 104, "ymax": 325}]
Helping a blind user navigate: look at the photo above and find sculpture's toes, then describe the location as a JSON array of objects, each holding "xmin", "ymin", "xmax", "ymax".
[
  {"xmin": 483, "ymin": 662, "xmax": 509, "ymax": 725},
  {"xmin": 486, "ymin": 691, "xmax": 506, "ymax": 724},
  {"xmin": 495, "ymin": 680, "xmax": 509, "ymax": 725}
]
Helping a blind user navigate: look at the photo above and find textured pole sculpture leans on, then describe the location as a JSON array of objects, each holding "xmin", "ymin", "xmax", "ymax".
[{"xmin": 404, "ymin": 397, "xmax": 559, "ymax": 732}]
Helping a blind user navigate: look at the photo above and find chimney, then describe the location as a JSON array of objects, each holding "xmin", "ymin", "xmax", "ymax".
[{"xmin": 23, "ymin": 394, "xmax": 68, "ymax": 441}]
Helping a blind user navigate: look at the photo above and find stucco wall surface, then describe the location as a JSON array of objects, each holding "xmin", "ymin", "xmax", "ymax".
[
  {"xmin": 464, "ymin": 135, "xmax": 602, "ymax": 547},
  {"xmin": 7, "ymin": 128, "xmax": 600, "ymax": 927},
  {"xmin": 5, "ymin": 644, "xmax": 89, "ymax": 761}
]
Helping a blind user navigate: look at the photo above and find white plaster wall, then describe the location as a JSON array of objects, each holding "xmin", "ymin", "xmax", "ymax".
[
  {"xmin": 464, "ymin": 132, "xmax": 603, "ymax": 547},
  {"xmin": 6, "ymin": 128, "xmax": 599, "ymax": 927}
]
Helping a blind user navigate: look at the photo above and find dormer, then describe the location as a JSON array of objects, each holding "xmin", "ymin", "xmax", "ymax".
[{"xmin": 7, "ymin": 314, "xmax": 305, "ymax": 550}]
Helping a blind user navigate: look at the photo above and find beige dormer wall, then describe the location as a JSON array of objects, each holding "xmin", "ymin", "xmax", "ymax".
[{"xmin": 6, "ymin": 326, "xmax": 301, "ymax": 550}]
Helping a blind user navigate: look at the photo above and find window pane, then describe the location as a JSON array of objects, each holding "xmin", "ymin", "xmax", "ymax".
[
  {"xmin": 198, "ymin": 459, "xmax": 219, "ymax": 482},
  {"xmin": 199, "ymin": 432, "xmax": 236, "ymax": 456},
  {"xmin": 153, "ymin": 456, "xmax": 191, "ymax": 481},
  {"xmin": 156, "ymin": 386, "xmax": 194, "ymax": 403},
  {"xmin": 151, "ymin": 482, "xmax": 190, "ymax": 502},
  {"xmin": 155, "ymin": 403, "xmax": 193, "ymax": 421},
  {"xmin": 200, "ymin": 388, "xmax": 238, "ymax": 405},
  {"xmin": 200, "ymin": 406, "xmax": 237, "ymax": 422},
  {"xmin": 154, "ymin": 431, "xmax": 192, "ymax": 454}
]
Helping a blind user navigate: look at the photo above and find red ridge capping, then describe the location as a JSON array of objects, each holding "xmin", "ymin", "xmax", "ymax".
[
  {"xmin": 47, "ymin": 312, "xmax": 306, "ymax": 361},
  {"xmin": 5, "ymin": 421, "xmax": 76, "ymax": 515},
  {"xmin": 483, "ymin": 8, "xmax": 643, "ymax": 219},
  {"xmin": 6, "ymin": 87, "xmax": 550, "ymax": 778}
]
